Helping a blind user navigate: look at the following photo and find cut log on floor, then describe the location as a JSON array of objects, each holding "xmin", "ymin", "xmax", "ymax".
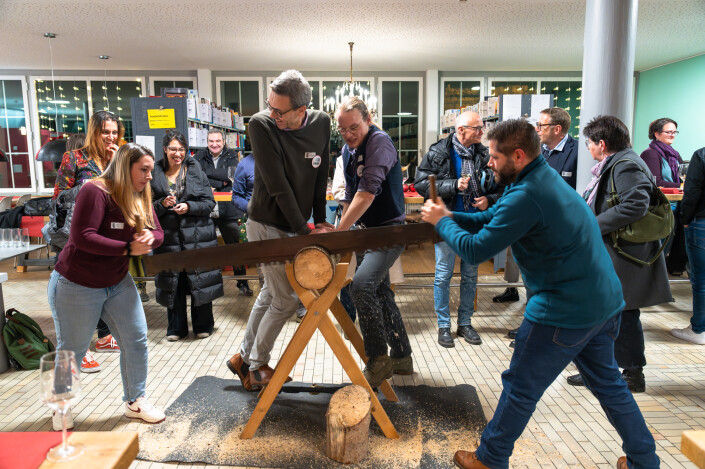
[{"xmin": 325, "ymin": 384, "xmax": 372, "ymax": 464}]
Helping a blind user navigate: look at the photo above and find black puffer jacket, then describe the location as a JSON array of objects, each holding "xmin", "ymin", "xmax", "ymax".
[
  {"xmin": 415, "ymin": 134, "xmax": 502, "ymax": 209},
  {"xmin": 151, "ymin": 157, "xmax": 223, "ymax": 309},
  {"xmin": 193, "ymin": 147, "xmax": 240, "ymax": 220}
]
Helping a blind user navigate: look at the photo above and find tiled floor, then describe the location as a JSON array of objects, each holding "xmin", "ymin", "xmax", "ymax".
[{"xmin": 0, "ymin": 247, "xmax": 702, "ymax": 468}]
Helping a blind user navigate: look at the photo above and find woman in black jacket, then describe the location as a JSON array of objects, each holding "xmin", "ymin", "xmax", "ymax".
[{"xmin": 151, "ymin": 130, "xmax": 224, "ymax": 341}]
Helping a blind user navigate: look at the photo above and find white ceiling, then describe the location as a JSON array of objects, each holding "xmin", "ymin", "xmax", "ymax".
[{"xmin": 1, "ymin": 0, "xmax": 704, "ymax": 73}]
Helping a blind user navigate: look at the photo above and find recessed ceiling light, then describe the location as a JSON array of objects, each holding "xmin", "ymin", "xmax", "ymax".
[
  {"xmin": 99, "ymin": 55, "xmax": 110, "ymax": 60},
  {"xmin": 43, "ymin": 32, "xmax": 56, "ymax": 38}
]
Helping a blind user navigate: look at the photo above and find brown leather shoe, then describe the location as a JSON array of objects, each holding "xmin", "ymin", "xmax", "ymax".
[
  {"xmin": 248, "ymin": 364, "xmax": 293, "ymax": 390},
  {"xmin": 616, "ymin": 456, "xmax": 628, "ymax": 469},
  {"xmin": 453, "ymin": 450, "xmax": 491, "ymax": 468},
  {"xmin": 226, "ymin": 353, "xmax": 252, "ymax": 391}
]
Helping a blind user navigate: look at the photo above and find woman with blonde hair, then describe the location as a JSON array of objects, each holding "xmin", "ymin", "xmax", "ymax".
[{"xmin": 48, "ymin": 143, "xmax": 166, "ymax": 429}]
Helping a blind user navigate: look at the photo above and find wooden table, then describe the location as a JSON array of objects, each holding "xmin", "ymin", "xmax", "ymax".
[
  {"xmin": 213, "ymin": 192, "xmax": 425, "ymax": 204},
  {"xmin": 664, "ymin": 193, "xmax": 683, "ymax": 201},
  {"xmin": 682, "ymin": 430, "xmax": 705, "ymax": 468}
]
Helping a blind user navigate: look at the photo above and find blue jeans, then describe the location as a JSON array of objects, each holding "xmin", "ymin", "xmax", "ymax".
[
  {"xmin": 685, "ymin": 221, "xmax": 705, "ymax": 333},
  {"xmin": 476, "ymin": 314, "xmax": 659, "ymax": 469},
  {"xmin": 434, "ymin": 241, "xmax": 477, "ymax": 328},
  {"xmin": 48, "ymin": 271, "xmax": 149, "ymax": 402}
]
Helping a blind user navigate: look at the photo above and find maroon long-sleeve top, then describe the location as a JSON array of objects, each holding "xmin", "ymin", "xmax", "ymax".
[
  {"xmin": 55, "ymin": 182, "xmax": 164, "ymax": 288},
  {"xmin": 639, "ymin": 147, "xmax": 683, "ymax": 188}
]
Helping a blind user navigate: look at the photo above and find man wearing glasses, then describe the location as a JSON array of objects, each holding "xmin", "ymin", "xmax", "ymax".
[
  {"xmin": 535, "ymin": 107, "xmax": 578, "ymax": 189},
  {"xmin": 334, "ymin": 96, "xmax": 413, "ymax": 387},
  {"xmin": 415, "ymin": 111, "xmax": 502, "ymax": 348},
  {"xmin": 225, "ymin": 70, "xmax": 332, "ymax": 391}
]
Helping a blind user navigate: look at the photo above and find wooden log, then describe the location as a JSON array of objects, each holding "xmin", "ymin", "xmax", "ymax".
[
  {"xmin": 293, "ymin": 246, "xmax": 334, "ymax": 290},
  {"xmin": 325, "ymin": 385, "xmax": 372, "ymax": 464}
]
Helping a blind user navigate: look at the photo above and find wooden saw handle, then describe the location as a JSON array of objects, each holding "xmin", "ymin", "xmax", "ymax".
[{"xmin": 428, "ymin": 174, "xmax": 438, "ymax": 202}]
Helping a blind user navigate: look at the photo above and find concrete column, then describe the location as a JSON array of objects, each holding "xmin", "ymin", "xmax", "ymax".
[
  {"xmin": 197, "ymin": 69, "xmax": 213, "ymax": 101},
  {"xmin": 424, "ymin": 69, "xmax": 440, "ymax": 162},
  {"xmin": 575, "ymin": 0, "xmax": 638, "ymax": 192}
]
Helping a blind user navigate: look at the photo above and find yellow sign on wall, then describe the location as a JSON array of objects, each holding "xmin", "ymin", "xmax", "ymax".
[{"xmin": 147, "ymin": 109, "xmax": 176, "ymax": 129}]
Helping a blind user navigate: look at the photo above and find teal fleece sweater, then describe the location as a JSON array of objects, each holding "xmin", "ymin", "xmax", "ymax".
[{"xmin": 436, "ymin": 155, "xmax": 625, "ymax": 328}]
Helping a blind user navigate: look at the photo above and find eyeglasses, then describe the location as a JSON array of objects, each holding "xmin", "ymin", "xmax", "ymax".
[
  {"xmin": 535, "ymin": 123, "xmax": 557, "ymax": 130},
  {"xmin": 166, "ymin": 147, "xmax": 186, "ymax": 153},
  {"xmin": 338, "ymin": 122, "xmax": 363, "ymax": 135},
  {"xmin": 265, "ymin": 99, "xmax": 295, "ymax": 119},
  {"xmin": 660, "ymin": 131, "xmax": 679, "ymax": 136},
  {"xmin": 584, "ymin": 139, "xmax": 594, "ymax": 149},
  {"xmin": 459, "ymin": 125, "xmax": 484, "ymax": 132}
]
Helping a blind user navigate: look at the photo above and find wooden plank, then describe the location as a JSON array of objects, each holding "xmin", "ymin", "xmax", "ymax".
[
  {"xmin": 144, "ymin": 222, "xmax": 440, "ymax": 276},
  {"xmin": 682, "ymin": 430, "xmax": 705, "ymax": 468},
  {"xmin": 39, "ymin": 431, "xmax": 138, "ymax": 469}
]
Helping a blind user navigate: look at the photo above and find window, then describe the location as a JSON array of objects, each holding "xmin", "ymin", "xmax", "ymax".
[
  {"xmin": 442, "ymin": 80, "xmax": 482, "ymax": 112},
  {"xmin": 489, "ymin": 80, "xmax": 538, "ymax": 96},
  {"xmin": 380, "ymin": 80, "xmax": 421, "ymax": 181},
  {"xmin": 218, "ymin": 79, "xmax": 263, "ymax": 153},
  {"xmin": 540, "ymin": 80, "xmax": 582, "ymax": 138},
  {"xmin": 31, "ymin": 76, "xmax": 145, "ymax": 191},
  {"xmin": 152, "ymin": 79, "xmax": 196, "ymax": 96},
  {"xmin": 0, "ymin": 79, "xmax": 32, "ymax": 190},
  {"xmin": 322, "ymin": 80, "xmax": 373, "ymax": 167}
]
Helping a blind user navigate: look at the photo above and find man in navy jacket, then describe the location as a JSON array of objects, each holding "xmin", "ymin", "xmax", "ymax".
[
  {"xmin": 421, "ymin": 119, "xmax": 658, "ymax": 469},
  {"xmin": 536, "ymin": 107, "xmax": 578, "ymax": 189}
]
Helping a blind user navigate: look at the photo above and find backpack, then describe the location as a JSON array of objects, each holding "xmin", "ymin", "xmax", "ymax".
[{"xmin": 2, "ymin": 308, "xmax": 55, "ymax": 370}]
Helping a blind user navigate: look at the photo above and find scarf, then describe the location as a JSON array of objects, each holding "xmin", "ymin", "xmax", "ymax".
[
  {"xmin": 649, "ymin": 140, "xmax": 681, "ymax": 183},
  {"xmin": 452, "ymin": 134, "xmax": 480, "ymax": 211},
  {"xmin": 582, "ymin": 154, "xmax": 613, "ymax": 207}
]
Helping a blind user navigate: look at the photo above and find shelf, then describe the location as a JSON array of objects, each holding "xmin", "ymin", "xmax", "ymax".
[
  {"xmin": 187, "ymin": 118, "xmax": 245, "ymax": 133},
  {"xmin": 482, "ymin": 115, "xmax": 499, "ymax": 121}
]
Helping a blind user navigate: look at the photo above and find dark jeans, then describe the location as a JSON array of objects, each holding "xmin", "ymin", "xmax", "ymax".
[
  {"xmin": 214, "ymin": 218, "xmax": 246, "ymax": 277},
  {"xmin": 96, "ymin": 318, "xmax": 111, "ymax": 339},
  {"xmin": 475, "ymin": 314, "xmax": 659, "ymax": 469},
  {"xmin": 685, "ymin": 221, "xmax": 705, "ymax": 333},
  {"xmin": 167, "ymin": 272, "xmax": 214, "ymax": 337},
  {"xmin": 340, "ymin": 284, "xmax": 356, "ymax": 322},
  {"xmin": 614, "ymin": 309, "xmax": 646, "ymax": 371},
  {"xmin": 351, "ymin": 245, "xmax": 411, "ymax": 360}
]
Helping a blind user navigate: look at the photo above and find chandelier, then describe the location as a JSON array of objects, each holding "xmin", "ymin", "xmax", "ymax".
[{"xmin": 324, "ymin": 42, "xmax": 378, "ymax": 119}]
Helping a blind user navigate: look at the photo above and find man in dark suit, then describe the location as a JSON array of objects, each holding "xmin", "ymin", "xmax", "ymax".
[{"xmin": 535, "ymin": 107, "xmax": 578, "ymax": 189}]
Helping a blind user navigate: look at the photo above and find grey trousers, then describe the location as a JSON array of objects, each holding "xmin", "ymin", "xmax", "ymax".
[
  {"xmin": 504, "ymin": 246, "xmax": 520, "ymax": 283},
  {"xmin": 239, "ymin": 219, "xmax": 300, "ymax": 370}
]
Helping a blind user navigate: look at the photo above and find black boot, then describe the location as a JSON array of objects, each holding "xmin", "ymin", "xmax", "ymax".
[
  {"xmin": 567, "ymin": 374, "xmax": 585, "ymax": 386},
  {"xmin": 622, "ymin": 368, "xmax": 646, "ymax": 393},
  {"xmin": 493, "ymin": 287, "xmax": 519, "ymax": 303},
  {"xmin": 238, "ymin": 281, "xmax": 253, "ymax": 296},
  {"xmin": 438, "ymin": 328, "xmax": 454, "ymax": 348},
  {"xmin": 457, "ymin": 325, "xmax": 482, "ymax": 345},
  {"xmin": 507, "ymin": 327, "xmax": 519, "ymax": 339}
]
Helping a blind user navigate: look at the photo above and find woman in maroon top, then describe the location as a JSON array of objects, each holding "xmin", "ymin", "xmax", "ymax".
[
  {"xmin": 639, "ymin": 118, "xmax": 683, "ymax": 188},
  {"xmin": 48, "ymin": 143, "xmax": 167, "ymax": 427}
]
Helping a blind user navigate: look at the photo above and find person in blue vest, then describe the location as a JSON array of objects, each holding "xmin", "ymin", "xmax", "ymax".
[
  {"xmin": 421, "ymin": 119, "xmax": 658, "ymax": 469},
  {"xmin": 333, "ymin": 96, "xmax": 413, "ymax": 388},
  {"xmin": 536, "ymin": 107, "xmax": 578, "ymax": 188}
]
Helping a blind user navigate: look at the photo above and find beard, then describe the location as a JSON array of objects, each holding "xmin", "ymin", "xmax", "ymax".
[{"xmin": 493, "ymin": 161, "xmax": 520, "ymax": 186}]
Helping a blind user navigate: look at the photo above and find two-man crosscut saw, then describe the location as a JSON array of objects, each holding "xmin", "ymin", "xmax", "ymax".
[{"xmin": 143, "ymin": 175, "xmax": 440, "ymax": 276}]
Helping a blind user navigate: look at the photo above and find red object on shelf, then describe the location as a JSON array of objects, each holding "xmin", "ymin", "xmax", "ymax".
[
  {"xmin": 659, "ymin": 187, "xmax": 683, "ymax": 194},
  {"xmin": 0, "ymin": 431, "xmax": 68, "ymax": 469},
  {"xmin": 20, "ymin": 216, "xmax": 46, "ymax": 238},
  {"xmin": 403, "ymin": 190, "xmax": 421, "ymax": 198}
]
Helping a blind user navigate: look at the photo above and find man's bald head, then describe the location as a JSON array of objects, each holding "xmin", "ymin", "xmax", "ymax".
[{"xmin": 455, "ymin": 111, "xmax": 484, "ymax": 147}]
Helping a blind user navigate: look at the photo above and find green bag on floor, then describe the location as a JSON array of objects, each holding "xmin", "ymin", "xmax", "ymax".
[{"xmin": 3, "ymin": 308, "xmax": 55, "ymax": 370}]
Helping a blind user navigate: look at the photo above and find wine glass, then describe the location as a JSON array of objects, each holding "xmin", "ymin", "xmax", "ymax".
[
  {"xmin": 679, "ymin": 163, "xmax": 689, "ymax": 182},
  {"xmin": 167, "ymin": 187, "xmax": 177, "ymax": 210},
  {"xmin": 227, "ymin": 166, "xmax": 236, "ymax": 186},
  {"xmin": 39, "ymin": 351, "xmax": 84, "ymax": 462}
]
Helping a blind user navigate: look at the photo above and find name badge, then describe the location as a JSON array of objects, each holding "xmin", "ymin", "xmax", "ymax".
[
  {"xmin": 561, "ymin": 171, "xmax": 572, "ymax": 177},
  {"xmin": 312, "ymin": 155, "xmax": 321, "ymax": 168},
  {"xmin": 304, "ymin": 152, "xmax": 316, "ymax": 159},
  {"xmin": 111, "ymin": 222, "xmax": 124, "ymax": 229}
]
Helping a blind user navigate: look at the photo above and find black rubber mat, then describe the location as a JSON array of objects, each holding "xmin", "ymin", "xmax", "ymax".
[{"xmin": 138, "ymin": 375, "xmax": 486, "ymax": 468}]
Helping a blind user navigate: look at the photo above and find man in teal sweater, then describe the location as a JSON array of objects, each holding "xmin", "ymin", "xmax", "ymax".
[{"xmin": 422, "ymin": 119, "xmax": 658, "ymax": 469}]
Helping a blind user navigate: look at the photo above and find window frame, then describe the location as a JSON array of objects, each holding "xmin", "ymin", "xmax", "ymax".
[
  {"xmin": 439, "ymin": 76, "xmax": 485, "ymax": 113},
  {"xmin": 377, "ymin": 76, "xmax": 424, "ymax": 166},
  {"xmin": 215, "ymin": 76, "xmax": 264, "ymax": 117},
  {"xmin": 0, "ymin": 75, "xmax": 35, "ymax": 194},
  {"xmin": 28, "ymin": 75, "xmax": 146, "ymax": 194},
  {"xmin": 148, "ymin": 76, "xmax": 197, "ymax": 96}
]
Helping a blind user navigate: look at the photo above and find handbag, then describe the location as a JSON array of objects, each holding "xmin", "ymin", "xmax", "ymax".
[{"xmin": 606, "ymin": 159, "xmax": 674, "ymax": 266}]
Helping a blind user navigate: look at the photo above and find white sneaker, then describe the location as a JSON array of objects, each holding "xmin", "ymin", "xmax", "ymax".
[
  {"xmin": 125, "ymin": 396, "xmax": 165, "ymax": 423},
  {"xmin": 671, "ymin": 325, "xmax": 705, "ymax": 345},
  {"xmin": 52, "ymin": 409, "xmax": 74, "ymax": 431}
]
